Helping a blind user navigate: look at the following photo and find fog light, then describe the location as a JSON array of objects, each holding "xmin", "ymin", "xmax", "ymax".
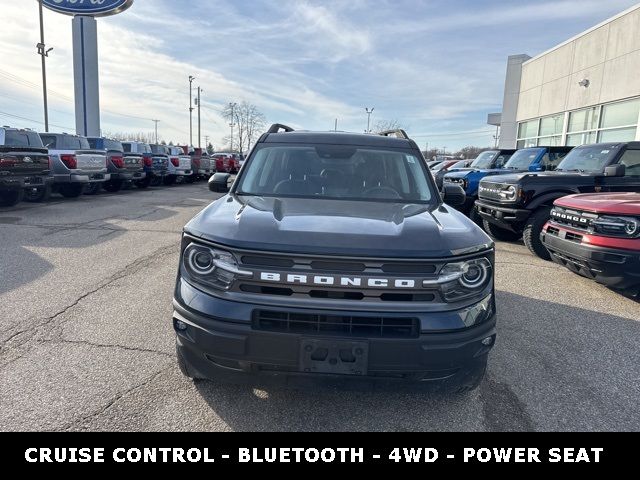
[
  {"xmin": 174, "ymin": 319, "xmax": 188, "ymax": 332},
  {"xmin": 482, "ymin": 337, "xmax": 494, "ymax": 346}
]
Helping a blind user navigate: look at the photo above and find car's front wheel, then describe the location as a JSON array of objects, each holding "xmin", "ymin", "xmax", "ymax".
[
  {"xmin": 84, "ymin": 182, "xmax": 102, "ymax": 195},
  {"xmin": 523, "ymin": 207, "xmax": 552, "ymax": 261},
  {"xmin": 483, "ymin": 220, "xmax": 522, "ymax": 242},
  {"xmin": 135, "ymin": 177, "xmax": 151, "ymax": 189}
]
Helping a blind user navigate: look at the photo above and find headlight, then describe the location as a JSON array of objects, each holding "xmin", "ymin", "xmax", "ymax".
[
  {"xmin": 182, "ymin": 243, "xmax": 251, "ymax": 290},
  {"xmin": 499, "ymin": 185, "xmax": 517, "ymax": 201},
  {"xmin": 592, "ymin": 216, "xmax": 640, "ymax": 238},
  {"xmin": 423, "ymin": 257, "xmax": 493, "ymax": 302}
]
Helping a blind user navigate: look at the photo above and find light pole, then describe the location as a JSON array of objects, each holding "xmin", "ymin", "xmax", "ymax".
[
  {"xmin": 188, "ymin": 76, "xmax": 195, "ymax": 146},
  {"xmin": 37, "ymin": 1, "xmax": 53, "ymax": 132},
  {"xmin": 365, "ymin": 107, "xmax": 374, "ymax": 133},
  {"xmin": 229, "ymin": 102, "xmax": 237, "ymax": 152},
  {"xmin": 152, "ymin": 119, "xmax": 160, "ymax": 144},
  {"xmin": 197, "ymin": 87, "xmax": 203, "ymax": 149}
]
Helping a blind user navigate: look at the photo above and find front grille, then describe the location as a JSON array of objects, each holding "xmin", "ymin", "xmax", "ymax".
[
  {"xmin": 549, "ymin": 207, "xmax": 596, "ymax": 232},
  {"xmin": 253, "ymin": 310, "xmax": 420, "ymax": 338},
  {"xmin": 478, "ymin": 182, "xmax": 511, "ymax": 201},
  {"xmin": 565, "ymin": 232, "xmax": 583, "ymax": 243},
  {"xmin": 233, "ymin": 251, "xmax": 443, "ymax": 303}
]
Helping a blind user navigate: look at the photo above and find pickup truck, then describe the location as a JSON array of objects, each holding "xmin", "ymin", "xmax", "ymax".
[
  {"xmin": 173, "ymin": 125, "xmax": 497, "ymax": 392},
  {"xmin": 476, "ymin": 142, "xmax": 640, "ymax": 260},
  {"xmin": 444, "ymin": 147, "xmax": 572, "ymax": 223},
  {"xmin": 39, "ymin": 133, "xmax": 109, "ymax": 198},
  {"xmin": 149, "ymin": 144, "xmax": 170, "ymax": 186},
  {"xmin": 165, "ymin": 146, "xmax": 192, "ymax": 185},
  {"xmin": 87, "ymin": 137, "xmax": 146, "ymax": 192},
  {"xmin": 199, "ymin": 150, "xmax": 213, "ymax": 179},
  {"xmin": 0, "ymin": 127, "xmax": 50, "ymax": 206},
  {"xmin": 211, "ymin": 153, "xmax": 232, "ymax": 173},
  {"xmin": 541, "ymin": 192, "xmax": 639, "ymax": 298},
  {"xmin": 121, "ymin": 142, "xmax": 157, "ymax": 189}
]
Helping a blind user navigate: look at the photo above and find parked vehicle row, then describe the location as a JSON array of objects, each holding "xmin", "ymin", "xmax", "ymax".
[
  {"xmin": 432, "ymin": 142, "xmax": 640, "ymax": 297},
  {"xmin": 0, "ymin": 127, "xmax": 234, "ymax": 207}
]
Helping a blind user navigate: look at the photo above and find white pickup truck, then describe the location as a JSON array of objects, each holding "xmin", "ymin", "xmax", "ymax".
[
  {"xmin": 39, "ymin": 133, "xmax": 109, "ymax": 198},
  {"xmin": 163, "ymin": 145, "xmax": 192, "ymax": 185}
]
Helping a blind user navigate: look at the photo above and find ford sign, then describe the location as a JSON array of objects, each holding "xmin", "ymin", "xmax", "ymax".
[{"xmin": 42, "ymin": 0, "xmax": 134, "ymax": 17}]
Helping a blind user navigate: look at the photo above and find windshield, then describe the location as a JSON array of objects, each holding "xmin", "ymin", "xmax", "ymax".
[
  {"xmin": 431, "ymin": 161, "xmax": 451, "ymax": 172},
  {"xmin": 504, "ymin": 148, "xmax": 544, "ymax": 170},
  {"xmin": 471, "ymin": 151, "xmax": 498, "ymax": 169},
  {"xmin": 450, "ymin": 160, "xmax": 468, "ymax": 169},
  {"xmin": 151, "ymin": 145, "xmax": 167, "ymax": 155},
  {"xmin": 556, "ymin": 145, "xmax": 621, "ymax": 173},
  {"xmin": 235, "ymin": 144, "xmax": 435, "ymax": 204},
  {"xmin": 4, "ymin": 130, "xmax": 44, "ymax": 148}
]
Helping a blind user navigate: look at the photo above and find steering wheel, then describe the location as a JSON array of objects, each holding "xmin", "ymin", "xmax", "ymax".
[
  {"xmin": 320, "ymin": 168, "xmax": 342, "ymax": 179},
  {"xmin": 363, "ymin": 186, "xmax": 401, "ymax": 199}
]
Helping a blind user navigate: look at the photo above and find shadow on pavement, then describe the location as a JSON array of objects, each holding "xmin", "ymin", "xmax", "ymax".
[{"xmin": 193, "ymin": 291, "xmax": 640, "ymax": 432}]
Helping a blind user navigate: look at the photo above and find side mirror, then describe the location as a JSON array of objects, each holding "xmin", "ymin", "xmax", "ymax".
[
  {"xmin": 604, "ymin": 164, "xmax": 625, "ymax": 177},
  {"xmin": 208, "ymin": 173, "xmax": 232, "ymax": 193},
  {"xmin": 442, "ymin": 184, "xmax": 466, "ymax": 207}
]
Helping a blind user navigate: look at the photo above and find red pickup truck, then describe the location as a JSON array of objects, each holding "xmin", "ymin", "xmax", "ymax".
[{"xmin": 541, "ymin": 192, "xmax": 640, "ymax": 298}]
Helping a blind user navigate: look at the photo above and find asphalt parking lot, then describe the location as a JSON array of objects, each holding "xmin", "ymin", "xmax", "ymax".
[{"xmin": 0, "ymin": 183, "xmax": 638, "ymax": 432}]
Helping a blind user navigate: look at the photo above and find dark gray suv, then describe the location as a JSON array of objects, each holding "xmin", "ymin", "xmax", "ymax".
[{"xmin": 173, "ymin": 125, "xmax": 497, "ymax": 392}]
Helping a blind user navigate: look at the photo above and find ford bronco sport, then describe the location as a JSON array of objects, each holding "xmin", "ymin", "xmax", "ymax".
[
  {"xmin": 173, "ymin": 125, "xmax": 497, "ymax": 392},
  {"xmin": 541, "ymin": 192, "xmax": 640, "ymax": 298}
]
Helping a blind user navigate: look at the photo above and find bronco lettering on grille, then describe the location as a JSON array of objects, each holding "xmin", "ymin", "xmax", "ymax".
[{"xmin": 260, "ymin": 272, "xmax": 417, "ymax": 289}]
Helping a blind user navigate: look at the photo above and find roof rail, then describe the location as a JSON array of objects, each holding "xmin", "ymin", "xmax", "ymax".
[
  {"xmin": 378, "ymin": 129, "xmax": 410, "ymax": 140},
  {"xmin": 267, "ymin": 123, "xmax": 295, "ymax": 134}
]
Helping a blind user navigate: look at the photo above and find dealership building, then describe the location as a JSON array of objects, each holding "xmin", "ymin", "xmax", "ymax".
[{"xmin": 490, "ymin": 4, "xmax": 640, "ymax": 149}]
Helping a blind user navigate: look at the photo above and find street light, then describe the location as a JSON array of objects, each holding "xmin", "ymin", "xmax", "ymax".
[
  {"xmin": 37, "ymin": 0, "xmax": 52, "ymax": 132},
  {"xmin": 229, "ymin": 102, "xmax": 237, "ymax": 152},
  {"xmin": 188, "ymin": 76, "xmax": 195, "ymax": 146},
  {"xmin": 365, "ymin": 107, "xmax": 374, "ymax": 133}
]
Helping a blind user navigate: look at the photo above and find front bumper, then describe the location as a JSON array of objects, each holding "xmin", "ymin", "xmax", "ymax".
[
  {"xmin": 476, "ymin": 200, "xmax": 530, "ymax": 231},
  {"xmin": 541, "ymin": 225, "xmax": 640, "ymax": 290},
  {"xmin": 173, "ymin": 279, "xmax": 496, "ymax": 384}
]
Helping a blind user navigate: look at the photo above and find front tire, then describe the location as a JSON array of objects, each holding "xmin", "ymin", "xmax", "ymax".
[
  {"xmin": 0, "ymin": 189, "xmax": 23, "ymax": 207},
  {"xmin": 58, "ymin": 184, "xmax": 84, "ymax": 198},
  {"xmin": 523, "ymin": 207, "xmax": 552, "ymax": 261},
  {"xmin": 483, "ymin": 220, "xmax": 522, "ymax": 242},
  {"xmin": 163, "ymin": 175, "xmax": 176, "ymax": 186}
]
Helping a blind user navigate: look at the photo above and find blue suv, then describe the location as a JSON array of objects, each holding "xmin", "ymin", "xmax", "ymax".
[{"xmin": 444, "ymin": 146, "xmax": 573, "ymax": 222}]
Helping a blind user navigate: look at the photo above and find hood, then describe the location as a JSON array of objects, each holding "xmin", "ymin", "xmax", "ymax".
[
  {"xmin": 184, "ymin": 195, "xmax": 492, "ymax": 258},
  {"xmin": 480, "ymin": 171, "xmax": 595, "ymax": 186},
  {"xmin": 556, "ymin": 193, "xmax": 640, "ymax": 215},
  {"xmin": 445, "ymin": 168, "xmax": 511, "ymax": 180}
]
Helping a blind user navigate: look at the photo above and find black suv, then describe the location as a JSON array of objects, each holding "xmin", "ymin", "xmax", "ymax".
[
  {"xmin": 476, "ymin": 142, "xmax": 640, "ymax": 259},
  {"xmin": 173, "ymin": 125, "xmax": 497, "ymax": 392}
]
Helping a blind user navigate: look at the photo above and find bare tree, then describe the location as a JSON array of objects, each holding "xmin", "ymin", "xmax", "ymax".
[
  {"xmin": 373, "ymin": 119, "xmax": 407, "ymax": 133},
  {"xmin": 222, "ymin": 101, "xmax": 267, "ymax": 154}
]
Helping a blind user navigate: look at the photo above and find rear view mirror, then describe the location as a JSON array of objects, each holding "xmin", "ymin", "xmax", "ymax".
[
  {"xmin": 209, "ymin": 173, "xmax": 232, "ymax": 193},
  {"xmin": 604, "ymin": 164, "xmax": 625, "ymax": 177},
  {"xmin": 442, "ymin": 184, "xmax": 466, "ymax": 207}
]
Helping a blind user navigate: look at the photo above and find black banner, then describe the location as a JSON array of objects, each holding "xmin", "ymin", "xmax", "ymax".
[{"xmin": 0, "ymin": 433, "xmax": 633, "ymax": 469}]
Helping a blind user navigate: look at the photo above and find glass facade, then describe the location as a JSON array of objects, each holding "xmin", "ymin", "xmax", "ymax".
[{"xmin": 517, "ymin": 97, "xmax": 640, "ymax": 148}]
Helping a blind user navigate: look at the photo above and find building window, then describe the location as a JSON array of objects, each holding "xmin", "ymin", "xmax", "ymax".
[
  {"xmin": 566, "ymin": 98, "xmax": 639, "ymax": 146},
  {"xmin": 516, "ymin": 114, "xmax": 563, "ymax": 148}
]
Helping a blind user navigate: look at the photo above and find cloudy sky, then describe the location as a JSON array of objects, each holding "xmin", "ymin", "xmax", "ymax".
[{"xmin": 0, "ymin": 0, "xmax": 638, "ymax": 150}]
